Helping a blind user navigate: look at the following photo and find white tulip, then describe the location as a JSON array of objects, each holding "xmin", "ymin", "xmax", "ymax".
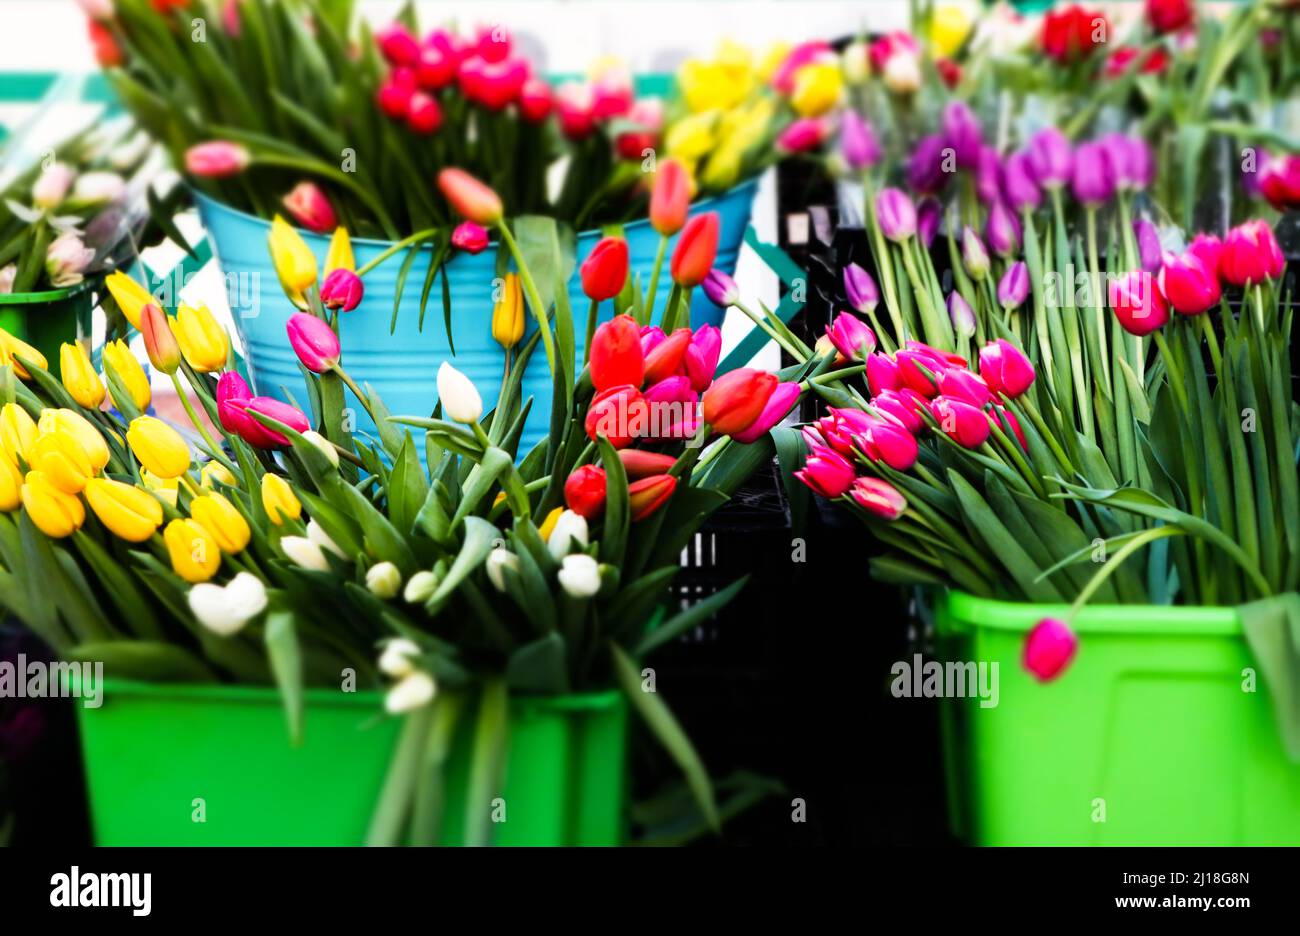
[
  {"xmin": 547, "ymin": 509, "xmax": 589, "ymax": 561},
  {"xmin": 485, "ymin": 547, "xmax": 519, "ymax": 593},
  {"xmin": 306, "ymin": 519, "xmax": 348, "ymax": 559},
  {"xmin": 72, "ymin": 171, "xmax": 127, "ymax": 205},
  {"xmin": 187, "ymin": 572, "xmax": 268, "ymax": 636},
  {"xmin": 0, "ymin": 264, "xmax": 15, "ymax": 295},
  {"xmin": 882, "ymin": 53, "xmax": 921, "ymax": 95},
  {"xmin": 403, "ymin": 570, "xmax": 439, "ymax": 603},
  {"xmin": 385, "ymin": 671, "xmax": 436, "ymax": 714},
  {"xmin": 841, "ymin": 40, "xmax": 870, "ymax": 85},
  {"xmin": 45, "ymin": 233, "xmax": 95, "ymax": 288},
  {"xmin": 436, "ymin": 361, "xmax": 482, "ymax": 424},
  {"xmin": 557, "ymin": 554, "xmax": 601, "ymax": 598},
  {"xmin": 366, "ymin": 561, "xmax": 402, "ymax": 599},
  {"xmin": 301, "ymin": 430, "xmax": 339, "ymax": 467},
  {"xmin": 280, "ymin": 535, "xmax": 330, "ymax": 572},
  {"xmin": 378, "ymin": 638, "xmax": 421, "ymax": 678},
  {"xmin": 32, "ymin": 163, "xmax": 74, "ymax": 210}
]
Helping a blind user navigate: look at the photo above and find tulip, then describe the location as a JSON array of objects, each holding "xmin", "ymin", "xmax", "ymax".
[
  {"xmin": 997, "ymin": 262, "xmax": 1030, "ymax": 309},
  {"xmin": 962, "ymin": 228, "xmax": 990, "ymax": 281},
  {"xmin": 269, "ymin": 216, "xmax": 318, "ymax": 302},
  {"xmin": 975, "ymin": 146, "xmax": 1002, "ymax": 205},
  {"xmin": 564, "ymin": 465, "xmax": 607, "ymax": 519},
  {"xmin": 320, "ymin": 268, "xmax": 364, "ymax": 312},
  {"xmin": 127, "ymin": 416, "xmax": 190, "ymax": 479},
  {"xmin": 406, "ymin": 92, "xmax": 443, "ymax": 134},
  {"xmin": 1133, "ymin": 218, "xmax": 1163, "ymax": 275},
  {"xmin": 776, "ymin": 118, "xmax": 830, "ymax": 154},
  {"xmin": 307, "ymin": 519, "xmax": 347, "ymax": 559},
  {"xmin": 0, "ymin": 264, "xmax": 14, "ymax": 294},
  {"xmin": 894, "ymin": 350, "xmax": 944, "ymax": 398},
  {"xmin": 21, "ymin": 470, "xmax": 85, "ymax": 538},
  {"xmin": 491, "ymin": 272, "xmax": 524, "ymax": 349},
  {"xmin": 282, "ymin": 182, "xmax": 337, "ymax": 234},
  {"xmin": 451, "ymin": 221, "xmax": 489, "ymax": 254},
  {"xmin": 856, "ymin": 416, "xmax": 918, "ymax": 471},
  {"xmin": 1108, "ymin": 271, "xmax": 1170, "ymax": 336},
  {"xmin": 184, "ymin": 141, "xmax": 250, "ymax": 178},
  {"xmin": 907, "ymin": 135, "xmax": 949, "ymax": 195},
  {"xmin": 670, "ymin": 213, "xmax": 720, "ymax": 288},
  {"xmin": 850, "ymin": 476, "xmax": 907, "ymax": 520},
  {"xmin": 985, "ymin": 200, "xmax": 1020, "ymax": 257},
  {"xmin": 938, "ymin": 367, "xmax": 993, "ymax": 409},
  {"xmin": 1258, "ymin": 153, "xmax": 1300, "ymax": 212},
  {"xmin": 650, "ymin": 159, "xmax": 691, "ymax": 236},
  {"xmin": 1146, "ymin": 0, "xmax": 1193, "ymax": 35},
  {"xmin": 1023, "ymin": 617, "xmax": 1078, "ymax": 682},
  {"xmin": 200, "ymin": 460, "xmax": 238, "ymax": 488},
  {"xmin": 546, "ymin": 510, "xmax": 589, "ymax": 561},
  {"xmin": 581, "ymin": 237, "xmax": 629, "ymax": 302},
  {"xmin": 188, "ymin": 572, "xmax": 268, "ymax": 637},
  {"xmin": 0, "ymin": 403, "xmax": 36, "ymax": 463},
  {"xmin": 931, "ymin": 396, "xmax": 991, "ymax": 448},
  {"xmin": 1041, "ymin": 5, "xmax": 1109, "ymax": 63},
  {"xmin": 171, "ymin": 303, "xmax": 228, "ymax": 373},
  {"xmin": 437, "ymin": 168, "xmax": 503, "ymax": 226},
  {"xmin": 825, "ymin": 313, "xmax": 876, "ymax": 362},
  {"xmin": 243, "ymin": 397, "xmax": 309, "ymax": 448},
  {"xmin": 385, "ymin": 671, "xmax": 436, "ymax": 714},
  {"xmin": 683, "ymin": 325, "xmax": 721, "ymax": 393},
  {"xmin": 60, "ymin": 342, "xmax": 105, "ymax": 409},
  {"xmin": 189, "ymin": 492, "xmax": 250, "ymax": 553},
  {"xmin": 556, "ymin": 82, "xmax": 596, "ymax": 140},
  {"xmin": 941, "ymin": 102, "xmax": 982, "ymax": 170},
  {"xmin": 137, "ymin": 303, "xmax": 180, "ymax": 375},
  {"xmin": 518, "ymin": 79, "xmax": 553, "ymax": 123},
  {"xmin": 0, "ymin": 329, "xmax": 47, "ymax": 379},
  {"xmin": 873, "ymin": 388, "xmax": 928, "ymax": 434},
  {"xmin": 0, "ymin": 454, "xmax": 21, "ymax": 512},
  {"xmin": 1220, "ymin": 220, "xmax": 1285, "ymax": 287},
  {"xmin": 32, "ymin": 163, "xmax": 75, "ymax": 209},
  {"xmin": 1187, "ymin": 233, "xmax": 1223, "ymax": 276},
  {"xmin": 1071, "ymin": 141, "xmax": 1114, "ymax": 206},
  {"xmin": 876, "ymin": 34, "xmax": 921, "ymax": 94},
  {"xmin": 917, "ymin": 198, "xmax": 942, "ymax": 248},
  {"xmin": 436, "ymin": 361, "xmax": 483, "ymax": 424},
  {"xmin": 45, "ymin": 233, "xmax": 94, "ymax": 287},
  {"xmin": 702, "ymin": 269, "xmax": 739, "ymax": 308},
  {"xmin": 84, "ymin": 477, "xmax": 162, "ymax": 543},
  {"xmin": 1104, "ymin": 134, "xmax": 1153, "ymax": 192},
  {"xmin": 865, "ymin": 353, "xmax": 901, "ymax": 397},
  {"xmin": 1001, "ymin": 151, "xmax": 1042, "ymax": 212},
  {"xmin": 557, "ymin": 553, "xmax": 601, "ymax": 598},
  {"xmin": 626, "ymin": 474, "xmax": 677, "ymax": 521},
  {"xmin": 377, "ymin": 23, "xmax": 420, "ymax": 66},
  {"xmin": 978, "ymin": 339, "xmax": 1036, "ymax": 398},
  {"xmin": 842, "ymin": 263, "xmax": 879, "ymax": 314},
  {"xmin": 989, "ymin": 405, "xmax": 1027, "ymax": 448},
  {"xmin": 403, "ymin": 572, "xmax": 439, "ymax": 605},
  {"xmin": 141, "ymin": 470, "xmax": 178, "ymax": 508},
  {"xmin": 585, "ymin": 384, "xmax": 647, "ymax": 448},
  {"xmin": 38, "ymin": 409, "xmax": 108, "ymax": 471},
  {"xmin": 215, "ymin": 372, "xmax": 267, "ymax": 446},
  {"xmin": 286, "ymin": 313, "xmax": 340, "ymax": 374},
  {"xmin": 300, "ymin": 430, "xmax": 339, "ymax": 469},
  {"xmin": 840, "ymin": 110, "xmax": 881, "ymax": 170},
  {"xmin": 795, "ymin": 446, "xmax": 855, "ymax": 498},
  {"xmin": 326, "ymin": 223, "xmax": 355, "ymax": 276},
  {"xmin": 1104, "ymin": 45, "xmax": 1170, "ymax": 79},
  {"xmin": 875, "ymin": 188, "xmax": 916, "ymax": 242},
  {"xmin": 29, "ymin": 431, "xmax": 94, "ymax": 494},
  {"xmin": 588, "ymin": 315, "xmax": 645, "ymax": 392},
  {"xmin": 366, "ymin": 562, "xmax": 403, "ymax": 599},
  {"xmin": 163, "ymin": 518, "xmax": 220, "ymax": 583},
  {"xmin": 261, "ymin": 473, "xmax": 301, "ymax": 526},
  {"xmin": 731, "ymin": 382, "xmax": 801, "ymax": 445},
  {"xmin": 101, "ymin": 340, "xmax": 150, "ymax": 412},
  {"xmin": 702, "ymin": 368, "xmax": 778, "ymax": 436},
  {"xmin": 1158, "ymin": 250, "xmax": 1220, "ymax": 316},
  {"xmin": 947, "ymin": 293, "xmax": 977, "ymax": 340},
  {"xmin": 791, "ymin": 61, "xmax": 842, "ymax": 117},
  {"xmin": 841, "ymin": 40, "xmax": 870, "ymax": 85},
  {"xmin": 643, "ymin": 328, "xmax": 692, "ymax": 384},
  {"xmin": 618, "ymin": 449, "xmax": 677, "ymax": 480},
  {"xmin": 377, "ymin": 77, "xmax": 414, "ymax": 119},
  {"xmin": 1025, "ymin": 128, "xmax": 1073, "ymax": 190},
  {"xmin": 104, "ymin": 271, "xmax": 155, "ymax": 329}
]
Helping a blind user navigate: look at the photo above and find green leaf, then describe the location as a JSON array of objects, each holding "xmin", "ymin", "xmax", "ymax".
[
  {"xmin": 464, "ymin": 679, "xmax": 509, "ymax": 846},
  {"xmin": 636, "ymin": 576, "xmax": 748, "ymax": 657},
  {"xmin": 66, "ymin": 641, "xmax": 217, "ymax": 683},
  {"xmin": 265, "ymin": 612, "xmax": 304, "ymax": 746},
  {"xmin": 505, "ymin": 633, "xmax": 570, "ymax": 693}
]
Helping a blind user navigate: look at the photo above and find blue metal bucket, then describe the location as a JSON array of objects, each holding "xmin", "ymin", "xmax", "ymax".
[{"xmin": 195, "ymin": 180, "xmax": 758, "ymax": 455}]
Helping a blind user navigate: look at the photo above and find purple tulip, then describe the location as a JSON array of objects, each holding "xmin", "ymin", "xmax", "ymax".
[
  {"xmin": 941, "ymin": 101, "xmax": 983, "ymax": 170},
  {"xmin": 843, "ymin": 262, "xmax": 879, "ymax": 313},
  {"xmin": 286, "ymin": 312, "xmax": 341, "ymax": 373},
  {"xmin": 985, "ymin": 199, "xmax": 1021, "ymax": 257},
  {"xmin": 1103, "ymin": 133, "xmax": 1153, "ymax": 192},
  {"xmin": 1072, "ymin": 141, "xmax": 1115, "ymax": 205},
  {"xmin": 997, "ymin": 261, "xmax": 1030, "ymax": 308},
  {"xmin": 962, "ymin": 226, "xmax": 990, "ymax": 280},
  {"xmin": 907, "ymin": 134, "xmax": 951, "ymax": 195},
  {"xmin": 1001, "ymin": 151, "xmax": 1042, "ymax": 212},
  {"xmin": 875, "ymin": 187, "xmax": 917, "ymax": 242},
  {"xmin": 917, "ymin": 197, "xmax": 942, "ymax": 248},
  {"xmin": 947, "ymin": 291, "xmax": 976, "ymax": 338},
  {"xmin": 1133, "ymin": 218, "xmax": 1162, "ymax": 275},
  {"xmin": 1026, "ymin": 128, "xmax": 1073, "ymax": 190},
  {"xmin": 840, "ymin": 110, "xmax": 881, "ymax": 170},
  {"xmin": 702, "ymin": 268, "xmax": 739, "ymax": 307},
  {"xmin": 975, "ymin": 145, "xmax": 1002, "ymax": 205}
]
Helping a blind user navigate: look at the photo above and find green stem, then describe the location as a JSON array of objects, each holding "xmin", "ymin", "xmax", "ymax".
[
  {"xmin": 495, "ymin": 220, "xmax": 556, "ymax": 373},
  {"xmin": 355, "ymin": 227, "xmax": 440, "ymax": 277},
  {"xmin": 170, "ymin": 372, "xmax": 236, "ymax": 475},
  {"xmin": 643, "ymin": 235, "xmax": 668, "ymax": 323},
  {"xmin": 1067, "ymin": 526, "xmax": 1185, "ymax": 619}
]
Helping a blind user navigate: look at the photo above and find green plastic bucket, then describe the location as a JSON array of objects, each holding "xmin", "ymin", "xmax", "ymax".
[
  {"xmin": 0, "ymin": 283, "xmax": 94, "ymax": 368},
  {"xmin": 76, "ymin": 679, "xmax": 627, "ymax": 846},
  {"xmin": 936, "ymin": 591, "xmax": 1300, "ymax": 846}
]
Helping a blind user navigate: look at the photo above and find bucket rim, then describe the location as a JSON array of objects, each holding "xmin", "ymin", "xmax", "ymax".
[
  {"xmin": 0, "ymin": 280, "xmax": 93, "ymax": 306},
  {"xmin": 944, "ymin": 589, "xmax": 1242, "ymax": 636}
]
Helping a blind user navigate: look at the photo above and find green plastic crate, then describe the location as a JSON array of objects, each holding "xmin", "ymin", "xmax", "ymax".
[
  {"xmin": 0, "ymin": 283, "xmax": 94, "ymax": 369},
  {"xmin": 76, "ymin": 679, "xmax": 627, "ymax": 846},
  {"xmin": 936, "ymin": 591, "xmax": 1300, "ymax": 846}
]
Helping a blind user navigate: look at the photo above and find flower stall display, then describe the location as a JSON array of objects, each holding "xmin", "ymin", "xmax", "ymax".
[{"xmin": 0, "ymin": 161, "xmax": 804, "ymax": 842}]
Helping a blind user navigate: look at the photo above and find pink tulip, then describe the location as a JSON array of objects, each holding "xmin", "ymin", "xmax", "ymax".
[
  {"xmin": 1258, "ymin": 152, "xmax": 1300, "ymax": 212},
  {"xmin": 850, "ymin": 477, "xmax": 907, "ymax": 519},
  {"xmin": 377, "ymin": 23, "xmax": 420, "ymax": 67},
  {"xmin": 732, "ymin": 382, "xmax": 801, "ymax": 444},
  {"xmin": 217, "ymin": 372, "xmax": 279, "ymax": 449},
  {"xmin": 415, "ymin": 44, "xmax": 457, "ymax": 90},
  {"xmin": 825, "ymin": 312, "xmax": 876, "ymax": 361},
  {"xmin": 795, "ymin": 446, "xmax": 856, "ymax": 498},
  {"xmin": 989, "ymin": 405, "xmax": 1027, "ymax": 448},
  {"xmin": 185, "ymin": 141, "xmax": 250, "ymax": 178},
  {"xmin": 406, "ymin": 92, "xmax": 443, "ymax": 134},
  {"xmin": 895, "ymin": 349, "xmax": 945, "ymax": 398},
  {"xmin": 937, "ymin": 368, "xmax": 993, "ymax": 408},
  {"xmin": 872, "ymin": 388, "xmax": 927, "ymax": 434},
  {"xmin": 639, "ymin": 325, "xmax": 667, "ymax": 358},
  {"xmin": 518, "ymin": 78, "xmax": 553, "ymax": 123},
  {"xmin": 1187, "ymin": 233, "xmax": 1223, "ymax": 276},
  {"xmin": 320, "ymin": 269, "xmax": 364, "ymax": 312},
  {"xmin": 1108, "ymin": 271, "xmax": 1170, "ymax": 336},
  {"xmin": 865, "ymin": 353, "xmax": 901, "ymax": 396},
  {"xmin": 1023, "ymin": 617, "xmax": 1078, "ymax": 682},
  {"xmin": 643, "ymin": 375, "xmax": 698, "ymax": 407},
  {"xmin": 813, "ymin": 415, "xmax": 856, "ymax": 458},
  {"xmin": 451, "ymin": 221, "xmax": 489, "ymax": 254},
  {"xmin": 931, "ymin": 395, "xmax": 991, "ymax": 448},
  {"xmin": 683, "ymin": 325, "xmax": 722, "ymax": 393},
  {"xmin": 1158, "ymin": 250, "xmax": 1220, "ymax": 316},
  {"xmin": 243, "ymin": 397, "xmax": 310, "ymax": 448},
  {"xmin": 286, "ymin": 313, "xmax": 341, "ymax": 373},
  {"xmin": 978, "ymin": 339, "xmax": 1036, "ymax": 398},
  {"xmin": 282, "ymin": 182, "xmax": 337, "ymax": 234},
  {"xmin": 776, "ymin": 118, "xmax": 830, "ymax": 154},
  {"xmin": 854, "ymin": 415, "xmax": 918, "ymax": 471},
  {"xmin": 1220, "ymin": 220, "xmax": 1285, "ymax": 287}
]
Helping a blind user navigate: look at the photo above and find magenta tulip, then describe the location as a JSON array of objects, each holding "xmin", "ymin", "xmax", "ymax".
[
  {"xmin": 320, "ymin": 268, "xmax": 364, "ymax": 312},
  {"xmin": 997, "ymin": 261, "xmax": 1030, "ymax": 309},
  {"xmin": 1220, "ymin": 220, "xmax": 1285, "ymax": 287},
  {"xmin": 286, "ymin": 313, "xmax": 341, "ymax": 373},
  {"xmin": 1108, "ymin": 271, "xmax": 1170, "ymax": 336},
  {"xmin": 1026, "ymin": 128, "xmax": 1073, "ymax": 189},
  {"xmin": 907, "ymin": 135, "xmax": 950, "ymax": 195},
  {"xmin": 872, "ymin": 388, "xmax": 927, "ymax": 434},
  {"xmin": 855, "ymin": 416, "xmax": 918, "ymax": 471},
  {"xmin": 683, "ymin": 325, "xmax": 722, "ymax": 393},
  {"xmin": 985, "ymin": 199, "xmax": 1020, "ymax": 257},
  {"xmin": 843, "ymin": 263, "xmax": 880, "ymax": 314},
  {"xmin": 978, "ymin": 339, "xmax": 1036, "ymax": 398},
  {"xmin": 937, "ymin": 367, "xmax": 992, "ymax": 408},
  {"xmin": 795, "ymin": 446, "xmax": 856, "ymax": 499},
  {"xmin": 931, "ymin": 395, "xmax": 991, "ymax": 448},
  {"xmin": 451, "ymin": 221, "xmax": 490, "ymax": 254},
  {"xmin": 185, "ymin": 141, "xmax": 250, "ymax": 179},
  {"xmin": 975, "ymin": 145, "xmax": 1002, "ymax": 205},
  {"xmin": 865, "ymin": 353, "xmax": 901, "ymax": 396},
  {"xmin": 1023, "ymin": 617, "xmax": 1078, "ymax": 682},
  {"xmin": 875, "ymin": 188, "xmax": 917, "ymax": 242},
  {"xmin": 1188, "ymin": 233, "xmax": 1223, "ymax": 275},
  {"xmin": 702, "ymin": 269, "xmax": 739, "ymax": 308},
  {"xmin": 1158, "ymin": 250, "xmax": 1220, "ymax": 316},
  {"xmin": 850, "ymin": 476, "xmax": 907, "ymax": 519},
  {"xmin": 1001, "ymin": 151, "xmax": 1042, "ymax": 212},
  {"xmin": 1072, "ymin": 141, "xmax": 1115, "ymax": 205},
  {"xmin": 840, "ymin": 110, "xmax": 881, "ymax": 170},
  {"xmin": 825, "ymin": 312, "xmax": 876, "ymax": 361}
]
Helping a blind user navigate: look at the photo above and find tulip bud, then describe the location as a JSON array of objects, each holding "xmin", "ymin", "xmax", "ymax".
[
  {"xmin": 451, "ymin": 221, "xmax": 490, "ymax": 254},
  {"xmin": 29, "ymin": 430, "xmax": 94, "ymax": 495},
  {"xmin": 38, "ymin": 408, "xmax": 108, "ymax": 470},
  {"xmin": 931, "ymin": 395, "xmax": 991, "ymax": 448},
  {"xmin": 320, "ymin": 269, "xmax": 364, "ymax": 312},
  {"xmin": 139, "ymin": 304, "xmax": 181, "ymax": 375},
  {"xmin": 580, "ymin": 237, "xmax": 629, "ymax": 301},
  {"xmin": 0, "ymin": 454, "xmax": 21, "ymax": 512},
  {"xmin": 907, "ymin": 135, "xmax": 948, "ymax": 195},
  {"xmin": 490, "ymin": 272, "xmax": 525, "ymax": 349},
  {"xmin": 702, "ymin": 368, "xmax": 778, "ymax": 436},
  {"xmin": 307, "ymin": 519, "xmax": 347, "ymax": 559},
  {"xmin": 978, "ymin": 339, "xmax": 1036, "ymax": 398},
  {"xmin": 282, "ymin": 182, "xmax": 337, "ymax": 234},
  {"xmin": 825, "ymin": 312, "xmax": 876, "ymax": 361},
  {"xmin": 280, "ymin": 535, "xmax": 329, "ymax": 572},
  {"xmin": 174, "ymin": 304, "xmax": 230, "ymax": 373},
  {"xmin": 1071, "ymin": 141, "xmax": 1115, "ymax": 206},
  {"xmin": 617, "ymin": 449, "xmax": 677, "ymax": 480},
  {"xmin": 103, "ymin": 271, "xmax": 155, "ymax": 330},
  {"xmin": 670, "ymin": 213, "xmax": 720, "ymax": 288},
  {"xmin": 32, "ymin": 163, "xmax": 75, "ymax": 209},
  {"xmin": 1258, "ymin": 153, "xmax": 1300, "ymax": 212},
  {"xmin": 184, "ymin": 141, "xmax": 250, "ymax": 179},
  {"xmin": 0, "ymin": 403, "xmax": 36, "ymax": 465},
  {"xmin": 564, "ymin": 465, "xmax": 607, "ymax": 520},
  {"xmin": 189, "ymin": 492, "xmax": 251, "ymax": 553},
  {"xmin": 839, "ymin": 110, "xmax": 881, "ymax": 170},
  {"xmin": 588, "ymin": 315, "xmax": 645, "ymax": 392},
  {"xmin": 1025, "ymin": 128, "xmax": 1073, "ymax": 190},
  {"xmin": 436, "ymin": 361, "xmax": 483, "ymax": 424},
  {"xmin": 403, "ymin": 571, "xmax": 439, "ymax": 604},
  {"xmin": 379, "ymin": 638, "xmax": 421, "ymax": 677},
  {"xmin": 240, "ymin": 397, "xmax": 309, "ymax": 449},
  {"xmin": 1022, "ymin": 617, "xmax": 1078, "ymax": 682},
  {"xmin": 961, "ymin": 227, "xmax": 990, "ymax": 281},
  {"xmin": 164, "ymin": 518, "xmax": 221, "ymax": 583},
  {"xmin": 102, "ymin": 340, "xmax": 151, "ymax": 412},
  {"xmin": 299, "ymin": 429, "xmax": 339, "ymax": 468},
  {"xmin": 485, "ymin": 547, "xmax": 520, "ymax": 594},
  {"xmin": 1220, "ymin": 219, "xmax": 1285, "ymax": 287},
  {"xmin": 45, "ymin": 233, "xmax": 94, "ymax": 288},
  {"xmin": 366, "ymin": 561, "xmax": 403, "ymax": 599},
  {"xmin": 268, "ymin": 215, "xmax": 318, "ymax": 298},
  {"xmin": 519, "ymin": 79, "xmax": 553, "ymax": 123},
  {"xmin": 875, "ymin": 188, "xmax": 916, "ymax": 242},
  {"xmin": 406, "ymin": 92, "xmax": 443, "ymax": 134},
  {"xmin": 627, "ymin": 473, "xmax": 677, "ymax": 521},
  {"xmin": 557, "ymin": 553, "xmax": 601, "ymax": 598},
  {"xmin": 188, "ymin": 573, "xmax": 268, "ymax": 637},
  {"xmin": 286, "ymin": 313, "xmax": 341, "ymax": 374},
  {"xmin": 1108, "ymin": 271, "xmax": 1170, "ymax": 336},
  {"xmin": 1134, "ymin": 218, "xmax": 1163, "ymax": 275},
  {"xmin": 547, "ymin": 510, "xmax": 589, "ymax": 561},
  {"xmin": 996, "ymin": 261, "xmax": 1030, "ymax": 309},
  {"xmin": 20, "ymin": 470, "xmax": 85, "ymax": 538},
  {"xmin": 127, "ymin": 415, "xmax": 190, "ymax": 479},
  {"xmin": 200, "ymin": 460, "xmax": 238, "ymax": 489},
  {"xmin": 850, "ymin": 476, "xmax": 907, "ymax": 519},
  {"xmin": 865, "ymin": 353, "xmax": 901, "ymax": 397},
  {"xmin": 947, "ymin": 292, "xmax": 976, "ymax": 339},
  {"xmin": 702, "ymin": 269, "xmax": 739, "ymax": 308},
  {"xmin": 1001, "ymin": 151, "xmax": 1042, "ymax": 212},
  {"xmin": 60, "ymin": 342, "xmax": 105, "ymax": 409},
  {"xmin": 377, "ymin": 23, "xmax": 420, "ymax": 66},
  {"xmin": 881, "ymin": 47, "xmax": 921, "ymax": 94},
  {"xmin": 873, "ymin": 388, "xmax": 928, "ymax": 434},
  {"xmin": 1158, "ymin": 250, "xmax": 1220, "ymax": 316},
  {"xmin": 385, "ymin": 671, "xmax": 436, "ymax": 714},
  {"xmin": 731, "ymin": 382, "xmax": 801, "ymax": 445},
  {"xmin": 794, "ymin": 446, "xmax": 855, "ymax": 498},
  {"xmin": 683, "ymin": 325, "xmax": 721, "ymax": 392},
  {"xmin": 856, "ymin": 415, "xmax": 919, "ymax": 471},
  {"xmin": 261, "ymin": 473, "xmax": 301, "ymax": 525},
  {"xmin": 643, "ymin": 328, "xmax": 692, "ymax": 385},
  {"xmin": 437, "ymin": 168, "xmax": 503, "ymax": 225},
  {"xmin": 984, "ymin": 200, "xmax": 1020, "ymax": 257},
  {"xmin": 650, "ymin": 159, "xmax": 691, "ymax": 236},
  {"xmin": 843, "ymin": 263, "xmax": 879, "ymax": 314}
]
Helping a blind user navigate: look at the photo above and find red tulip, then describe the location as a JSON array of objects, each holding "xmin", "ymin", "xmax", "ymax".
[
  {"xmin": 377, "ymin": 23, "xmax": 420, "ymax": 66},
  {"xmin": 88, "ymin": 20, "xmax": 124, "ymax": 68},
  {"xmin": 978, "ymin": 339, "xmax": 1036, "ymax": 398},
  {"xmin": 415, "ymin": 44, "xmax": 457, "ymax": 90},
  {"xmin": 377, "ymin": 75, "xmax": 415, "ymax": 119},
  {"xmin": 931, "ymin": 395, "xmax": 991, "ymax": 449},
  {"xmin": 407, "ymin": 92, "xmax": 443, "ymax": 134},
  {"xmin": 1108, "ymin": 271, "xmax": 1170, "ymax": 336},
  {"xmin": 850, "ymin": 477, "xmax": 907, "ymax": 520},
  {"xmin": 580, "ymin": 237, "xmax": 630, "ymax": 302},
  {"xmin": 650, "ymin": 159, "xmax": 691, "ymax": 236},
  {"xmin": 518, "ymin": 79, "xmax": 553, "ymax": 123},
  {"xmin": 1146, "ymin": 0, "xmax": 1193, "ymax": 35},
  {"xmin": 643, "ymin": 328, "xmax": 692, "ymax": 384},
  {"xmin": 701, "ymin": 368, "xmax": 778, "ymax": 436},
  {"xmin": 1041, "ymin": 5, "xmax": 1109, "ymax": 64},
  {"xmin": 628, "ymin": 474, "xmax": 677, "ymax": 521},
  {"xmin": 618, "ymin": 449, "xmax": 677, "ymax": 480},
  {"xmin": 732, "ymin": 382, "xmax": 801, "ymax": 445},
  {"xmin": 286, "ymin": 313, "xmax": 340, "ymax": 374},
  {"xmin": 989, "ymin": 405, "xmax": 1028, "ymax": 449},
  {"xmin": 1023, "ymin": 617, "xmax": 1078, "ymax": 682},
  {"xmin": 1158, "ymin": 250, "xmax": 1220, "ymax": 316},
  {"xmin": 1220, "ymin": 220, "xmax": 1285, "ymax": 287},
  {"xmin": 588, "ymin": 314, "xmax": 644, "ymax": 392},
  {"xmin": 436, "ymin": 168, "xmax": 503, "ymax": 225},
  {"xmin": 795, "ymin": 446, "xmax": 856, "ymax": 499},
  {"xmin": 670, "ymin": 213, "xmax": 719, "ymax": 288},
  {"xmin": 584, "ymin": 384, "xmax": 647, "ymax": 449},
  {"xmin": 564, "ymin": 465, "xmax": 606, "ymax": 519},
  {"xmin": 282, "ymin": 182, "xmax": 337, "ymax": 234},
  {"xmin": 1259, "ymin": 153, "xmax": 1300, "ymax": 212}
]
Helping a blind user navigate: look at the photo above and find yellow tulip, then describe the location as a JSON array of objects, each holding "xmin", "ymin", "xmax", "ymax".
[
  {"xmin": 173, "ymin": 304, "xmax": 230, "ymax": 373},
  {"xmin": 141, "ymin": 469, "xmax": 179, "ymax": 507},
  {"xmin": 700, "ymin": 144, "xmax": 743, "ymax": 191},
  {"xmin": 791, "ymin": 62, "xmax": 843, "ymax": 117},
  {"xmin": 29, "ymin": 431, "xmax": 94, "ymax": 494},
  {"xmin": 757, "ymin": 42, "xmax": 791, "ymax": 83},
  {"xmin": 39, "ymin": 408, "xmax": 109, "ymax": 471},
  {"xmin": 0, "ymin": 328, "xmax": 48, "ymax": 380},
  {"xmin": 189, "ymin": 492, "xmax": 250, "ymax": 553},
  {"xmin": 104, "ymin": 271, "xmax": 154, "ymax": 330},
  {"xmin": 268, "ymin": 214, "xmax": 318, "ymax": 299},
  {"xmin": 102, "ymin": 339, "xmax": 151, "ymax": 412},
  {"xmin": 324, "ymin": 227, "xmax": 355, "ymax": 275},
  {"xmin": 929, "ymin": 3, "xmax": 973, "ymax": 60},
  {"xmin": 0, "ymin": 453, "xmax": 21, "ymax": 511},
  {"xmin": 127, "ymin": 416, "xmax": 191, "ymax": 479},
  {"xmin": 538, "ymin": 506, "xmax": 563, "ymax": 542},
  {"xmin": 491, "ymin": 272, "xmax": 525, "ymax": 349},
  {"xmin": 200, "ymin": 460, "xmax": 237, "ymax": 489},
  {"xmin": 0, "ymin": 402, "xmax": 38, "ymax": 464},
  {"xmin": 20, "ymin": 470, "xmax": 85, "ymax": 538},
  {"xmin": 59, "ymin": 342, "xmax": 106, "ymax": 409},
  {"xmin": 163, "ymin": 517, "xmax": 220, "ymax": 583},
  {"xmin": 261, "ymin": 473, "xmax": 301, "ymax": 525},
  {"xmin": 665, "ymin": 111, "xmax": 718, "ymax": 161},
  {"xmin": 84, "ymin": 477, "xmax": 162, "ymax": 542}
]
